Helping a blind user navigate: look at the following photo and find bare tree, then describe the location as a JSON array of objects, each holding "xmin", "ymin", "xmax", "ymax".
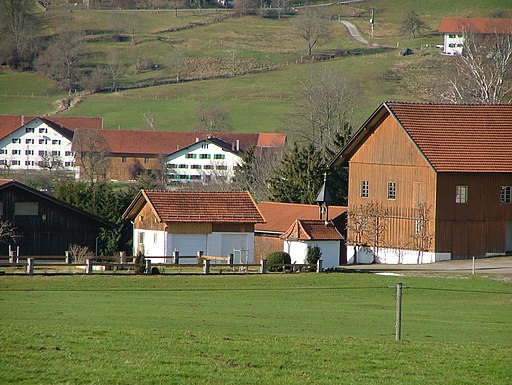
[
  {"xmin": 286, "ymin": 68, "xmax": 358, "ymax": 159},
  {"xmin": 81, "ymin": 66, "xmax": 108, "ymax": 92},
  {"xmin": 0, "ymin": 0, "xmax": 40, "ymax": 69},
  {"xmin": 107, "ymin": 49, "xmax": 123, "ymax": 91},
  {"xmin": 400, "ymin": 11, "xmax": 429, "ymax": 39},
  {"xmin": 292, "ymin": 9, "xmax": 331, "ymax": 56},
  {"xmin": 447, "ymin": 29, "xmax": 512, "ymax": 103},
  {"xmin": 271, "ymin": 0, "xmax": 291, "ymax": 20},
  {"xmin": 39, "ymin": 152, "xmax": 63, "ymax": 174},
  {"xmin": 142, "ymin": 111, "xmax": 156, "ymax": 130},
  {"xmin": 169, "ymin": 47, "xmax": 188, "ymax": 83},
  {"xmin": 233, "ymin": 0, "xmax": 259, "ymax": 15},
  {"xmin": 124, "ymin": 14, "xmax": 142, "ymax": 45},
  {"xmin": 0, "ymin": 219, "xmax": 19, "ymax": 245},
  {"xmin": 35, "ymin": 29, "xmax": 85, "ymax": 92},
  {"xmin": 196, "ymin": 105, "xmax": 233, "ymax": 133},
  {"xmin": 411, "ymin": 203, "xmax": 434, "ymax": 263},
  {"xmin": 72, "ymin": 128, "xmax": 111, "ymax": 184}
]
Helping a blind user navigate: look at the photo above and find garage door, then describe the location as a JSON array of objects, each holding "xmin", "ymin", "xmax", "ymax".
[{"xmin": 172, "ymin": 234, "xmax": 207, "ymax": 257}]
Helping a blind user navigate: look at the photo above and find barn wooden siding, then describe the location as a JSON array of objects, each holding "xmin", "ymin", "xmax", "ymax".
[
  {"xmin": 0, "ymin": 187, "xmax": 106, "ymax": 256},
  {"xmin": 107, "ymin": 155, "xmax": 160, "ymax": 181},
  {"xmin": 436, "ymin": 173, "xmax": 512, "ymax": 258}
]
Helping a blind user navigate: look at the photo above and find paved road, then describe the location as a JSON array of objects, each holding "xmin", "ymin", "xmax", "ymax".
[
  {"xmin": 340, "ymin": 256, "xmax": 512, "ymax": 275},
  {"xmin": 339, "ymin": 20, "xmax": 369, "ymax": 45}
]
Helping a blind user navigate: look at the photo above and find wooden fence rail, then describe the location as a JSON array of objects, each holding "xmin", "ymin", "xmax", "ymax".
[{"xmin": 1, "ymin": 258, "xmax": 324, "ymax": 275}]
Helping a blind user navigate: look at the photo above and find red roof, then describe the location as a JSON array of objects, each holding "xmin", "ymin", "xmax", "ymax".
[
  {"xmin": 281, "ymin": 219, "xmax": 343, "ymax": 241},
  {"xmin": 0, "ymin": 114, "xmax": 103, "ymax": 139},
  {"xmin": 91, "ymin": 130, "xmax": 285, "ymax": 155},
  {"xmin": 386, "ymin": 102, "xmax": 512, "ymax": 173},
  {"xmin": 439, "ymin": 18, "xmax": 512, "ymax": 34},
  {"xmin": 256, "ymin": 133, "xmax": 287, "ymax": 147},
  {"xmin": 124, "ymin": 190, "xmax": 265, "ymax": 223},
  {"xmin": 256, "ymin": 202, "xmax": 346, "ymax": 233}
]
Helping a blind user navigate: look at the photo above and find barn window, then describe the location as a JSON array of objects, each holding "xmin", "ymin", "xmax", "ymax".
[
  {"xmin": 14, "ymin": 202, "xmax": 38, "ymax": 216},
  {"xmin": 360, "ymin": 180, "xmax": 369, "ymax": 198},
  {"xmin": 501, "ymin": 186, "xmax": 511, "ymax": 204},
  {"xmin": 455, "ymin": 185, "xmax": 468, "ymax": 204},
  {"xmin": 387, "ymin": 182, "xmax": 396, "ymax": 200}
]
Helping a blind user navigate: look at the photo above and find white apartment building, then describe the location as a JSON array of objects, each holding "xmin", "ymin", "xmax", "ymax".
[
  {"xmin": 165, "ymin": 138, "xmax": 242, "ymax": 184},
  {"xmin": 0, "ymin": 117, "xmax": 77, "ymax": 175}
]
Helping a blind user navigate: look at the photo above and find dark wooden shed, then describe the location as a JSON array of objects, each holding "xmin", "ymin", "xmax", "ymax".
[{"xmin": 0, "ymin": 179, "xmax": 112, "ymax": 256}]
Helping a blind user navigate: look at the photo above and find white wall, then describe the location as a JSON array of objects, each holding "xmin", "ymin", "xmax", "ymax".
[
  {"xmin": 0, "ymin": 119, "xmax": 77, "ymax": 175},
  {"xmin": 284, "ymin": 240, "xmax": 341, "ymax": 269},
  {"xmin": 133, "ymin": 229, "xmax": 167, "ymax": 262},
  {"xmin": 165, "ymin": 141, "xmax": 242, "ymax": 183},
  {"xmin": 346, "ymin": 245, "xmax": 451, "ymax": 264},
  {"xmin": 443, "ymin": 33, "xmax": 464, "ymax": 55}
]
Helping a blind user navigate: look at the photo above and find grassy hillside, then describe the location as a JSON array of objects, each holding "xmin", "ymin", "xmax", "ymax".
[{"xmin": 0, "ymin": 0, "xmax": 509, "ymax": 131}]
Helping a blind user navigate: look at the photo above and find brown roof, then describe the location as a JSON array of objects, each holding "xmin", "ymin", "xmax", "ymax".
[
  {"xmin": 92, "ymin": 130, "xmax": 285, "ymax": 155},
  {"xmin": 0, "ymin": 114, "xmax": 103, "ymax": 139},
  {"xmin": 439, "ymin": 18, "xmax": 512, "ymax": 34},
  {"xmin": 386, "ymin": 102, "xmax": 512, "ymax": 173},
  {"xmin": 333, "ymin": 102, "xmax": 512, "ymax": 173},
  {"xmin": 124, "ymin": 190, "xmax": 265, "ymax": 223},
  {"xmin": 255, "ymin": 202, "xmax": 346, "ymax": 233},
  {"xmin": 281, "ymin": 219, "xmax": 343, "ymax": 241}
]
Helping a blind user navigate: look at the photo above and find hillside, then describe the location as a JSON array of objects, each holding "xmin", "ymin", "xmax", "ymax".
[{"xmin": 0, "ymin": 0, "xmax": 509, "ymax": 131}]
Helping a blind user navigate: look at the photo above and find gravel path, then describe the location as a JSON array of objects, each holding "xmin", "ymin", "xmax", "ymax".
[{"xmin": 339, "ymin": 20, "xmax": 369, "ymax": 45}]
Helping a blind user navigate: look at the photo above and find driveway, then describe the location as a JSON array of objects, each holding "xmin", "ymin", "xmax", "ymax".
[
  {"xmin": 339, "ymin": 20, "xmax": 369, "ymax": 45},
  {"xmin": 340, "ymin": 256, "xmax": 512, "ymax": 276}
]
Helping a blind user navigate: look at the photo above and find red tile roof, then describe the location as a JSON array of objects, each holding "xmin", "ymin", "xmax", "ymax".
[
  {"xmin": 281, "ymin": 219, "xmax": 343, "ymax": 240},
  {"xmin": 0, "ymin": 114, "xmax": 103, "ymax": 139},
  {"xmin": 256, "ymin": 133, "xmax": 287, "ymax": 147},
  {"xmin": 439, "ymin": 18, "xmax": 512, "ymax": 34},
  {"xmin": 124, "ymin": 190, "xmax": 265, "ymax": 223},
  {"xmin": 256, "ymin": 201, "xmax": 346, "ymax": 233},
  {"xmin": 386, "ymin": 102, "xmax": 512, "ymax": 173},
  {"xmin": 92, "ymin": 130, "xmax": 285, "ymax": 155}
]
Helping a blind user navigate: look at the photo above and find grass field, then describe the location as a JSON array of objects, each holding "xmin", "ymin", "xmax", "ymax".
[{"xmin": 1, "ymin": 273, "xmax": 511, "ymax": 384}]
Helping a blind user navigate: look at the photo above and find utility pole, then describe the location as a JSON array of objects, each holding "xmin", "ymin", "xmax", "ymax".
[
  {"xmin": 395, "ymin": 282, "xmax": 403, "ymax": 341},
  {"xmin": 369, "ymin": 8, "xmax": 375, "ymax": 44}
]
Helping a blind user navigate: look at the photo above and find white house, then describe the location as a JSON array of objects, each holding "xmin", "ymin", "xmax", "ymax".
[
  {"xmin": 165, "ymin": 137, "xmax": 242, "ymax": 184},
  {"xmin": 281, "ymin": 219, "xmax": 343, "ymax": 269},
  {"xmin": 0, "ymin": 115, "xmax": 103, "ymax": 176},
  {"xmin": 439, "ymin": 17, "xmax": 512, "ymax": 55},
  {"xmin": 122, "ymin": 190, "xmax": 265, "ymax": 264}
]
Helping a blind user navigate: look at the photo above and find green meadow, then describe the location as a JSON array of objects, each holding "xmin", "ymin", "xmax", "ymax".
[{"xmin": 1, "ymin": 273, "xmax": 510, "ymax": 384}]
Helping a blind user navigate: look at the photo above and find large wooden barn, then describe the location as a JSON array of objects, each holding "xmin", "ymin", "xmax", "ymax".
[
  {"xmin": 0, "ymin": 179, "xmax": 112, "ymax": 256},
  {"xmin": 332, "ymin": 102, "xmax": 512, "ymax": 263}
]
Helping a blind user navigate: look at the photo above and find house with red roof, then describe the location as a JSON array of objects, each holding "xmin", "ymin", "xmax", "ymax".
[
  {"xmin": 332, "ymin": 102, "xmax": 512, "ymax": 264},
  {"xmin": 438, "ymin": 17, "xmax": 512, "ymax": 55},
  {"xmin": 255, "ymin": 201, "xmax": 346, "ymax": 264},
  {"xmin": 0, "ymin": 115, "xmax": 103, "ymax": 175},
  {"xmin": 83, "ymin": 129, "xmax": 286, "ymax": 183},
  {"xmin": 122, "ymin": 190, "xmax": 265, "ymax": 263}
]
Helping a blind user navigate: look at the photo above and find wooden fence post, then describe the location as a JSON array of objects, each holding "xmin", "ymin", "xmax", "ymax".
[
  {"xmin": 120, "ymin": 251, "xmax": 127, "ymax": 264},
  {"xmin": 65, "ymin": 251, "xmax": 74, "ymax": 264},
  {"xmin": 197, "ymin": 250, "xmax": 204, "ymax": 260},
  {"xmin": 86, "ymin": 259, "xmax": 93, "ymax": 275},
  {"xmin": 260, "ymin": 259, "xmax": 267, "ymax": 274},
  {"xmin": 173, "ymin": 250, "xmax": 179, "ymax": 264},
  {"xmin": 203, "ymin": 259, "xmax": 210, "ymax": 275},
  {"xmin": 27, "ymin": 258, "xmax": 34, "ymax": 275},
  {"xmin": 9, "ymin": 250, "xmax": 17, "ymax": 264},
  {"xmin": 145, "ymin": 259, "xmax": 152, "ymax": 275},
  {"xmin": 316, "ymin": 259, "xmax": 323, "ymax": 273}
]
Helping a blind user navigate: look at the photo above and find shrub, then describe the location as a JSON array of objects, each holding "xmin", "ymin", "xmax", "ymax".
[
  {"xmin": 151, "ymin": 267, "xmax": 160, "ymax": 275},
  {"xmin": 266, "ymin": 251, "xmax": 291, "ymax": 272},
  {"xmin": 306, "ymin": 245, "xmax": 322, "ymax": 265},
  {"xmin": 134, "ymin": 250, "xmax": 145, "ymax": 274}
]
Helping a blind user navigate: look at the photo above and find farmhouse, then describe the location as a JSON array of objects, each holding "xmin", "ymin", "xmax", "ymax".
[
  {"xmin": 332, "ymin": 102, "xmax": 512, "ymax": 264},
  {"xmin": 0, "ymin": 179, "xmax": 112, "ymax": 256},
  {"xmin": 0, "ymin": 114, "xmax": 103, "ymax": 176},
  {"xmin": 438, "ymin": 17, "xmax": 512, "ymax": 55},
  {"xmin": 254, "ymin": 201, "xmax": 346, "ymax": 263},
  {"xmin": 80, "ymin": 129, "xmax": 286, "ymax": 183},
  {"xmin": 122, "ymin": 190, "xmax": 265, "ymax": 263}
]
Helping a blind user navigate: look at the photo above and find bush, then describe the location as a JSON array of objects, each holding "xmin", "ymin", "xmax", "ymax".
[
  {"xmin": 151, "ymin": 267, "xmax": 160, "ymax": 275},
  {"xmin": 134, "ymin": 250, "xmax": 145, "ymax": 274},
  {"xmin": 266, "ymin": 251, "xmax": 291, "ymax": 272},
  {"xmin": 306, "ymin": 245, "xmax": 322, "ymax": 265}
]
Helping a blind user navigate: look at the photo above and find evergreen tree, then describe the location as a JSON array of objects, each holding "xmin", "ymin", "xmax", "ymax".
[{"xmin": 268, "ymin": 143, "xmax": 326, "ymax": 204}]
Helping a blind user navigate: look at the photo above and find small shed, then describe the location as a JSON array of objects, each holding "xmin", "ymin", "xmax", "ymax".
[
  {"xmin": 122, "ymin": 190, "xmax": 265, "ymax": 263},
  {"xmin": 281, "ymin": 219, "xmax": 344, "ymax": 269}
]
